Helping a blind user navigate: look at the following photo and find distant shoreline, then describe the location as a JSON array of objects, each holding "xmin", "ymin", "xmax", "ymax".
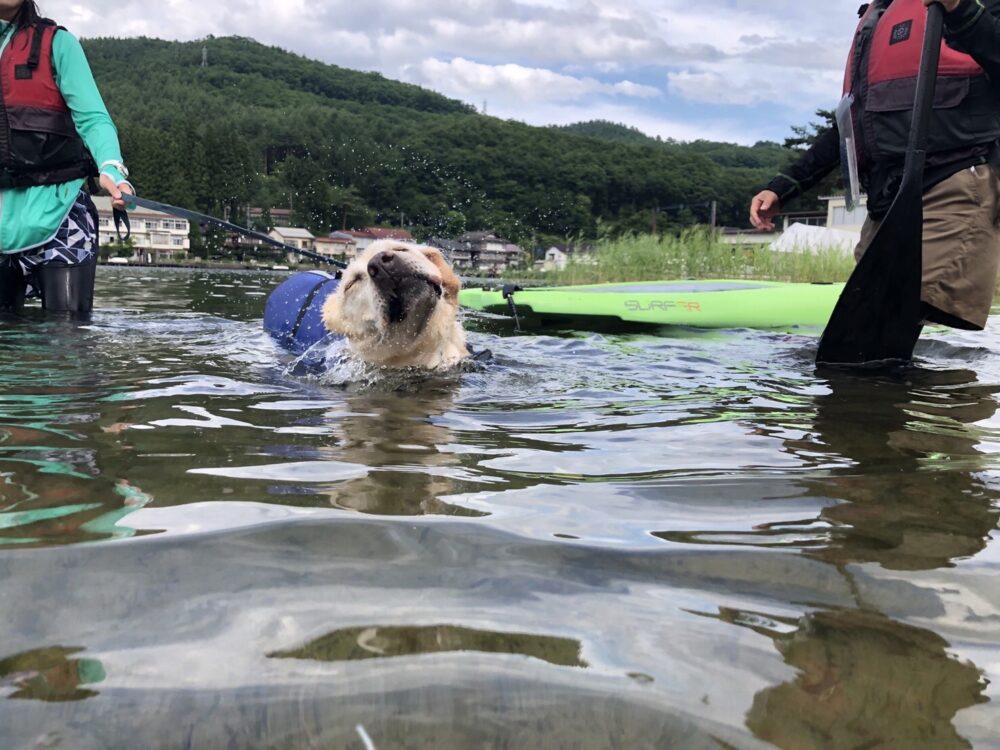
[{"xmin": 98, "ymin": 261, "xmax": 303, "ymax": 272}]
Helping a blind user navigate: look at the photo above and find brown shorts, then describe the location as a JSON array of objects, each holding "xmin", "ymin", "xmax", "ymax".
[{"xmin": 855, "ymin": 164, "xmax": 1000, "ymax": 330}]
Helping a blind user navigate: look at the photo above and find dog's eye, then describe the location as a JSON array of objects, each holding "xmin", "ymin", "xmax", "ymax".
[{"xmin": 344, "ymin": 276, "xmax": 361, "ymax": 292}]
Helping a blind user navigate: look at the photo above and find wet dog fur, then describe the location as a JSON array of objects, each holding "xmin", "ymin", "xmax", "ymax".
[{"xmin": 321, "ymin": 240, "xmax": 469, "ymax": 370}]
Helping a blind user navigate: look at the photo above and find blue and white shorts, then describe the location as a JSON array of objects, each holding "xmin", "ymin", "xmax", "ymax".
[{"xmin": 15, "ymin": 191, "xmax": 97, "ymax": 296}]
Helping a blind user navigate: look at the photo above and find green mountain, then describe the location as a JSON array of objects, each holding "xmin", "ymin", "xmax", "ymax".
[
  {"xmin": 553, "ymin": 121, "xmax": 660, "ymax": 147},
  {"xmin": 555, "ymin": 120, "xmax": 795, "ymax": 171},
  {"xmin": 82, "ymin": 36, "xmax": 799, "ymax": 245}
]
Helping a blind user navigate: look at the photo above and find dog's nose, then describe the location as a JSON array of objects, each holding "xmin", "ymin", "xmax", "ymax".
[{"xmin": 368, "ymin": 252, "xmax": 396, "ymax": 279}]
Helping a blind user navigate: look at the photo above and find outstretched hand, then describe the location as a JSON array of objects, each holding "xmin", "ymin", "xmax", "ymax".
[
  {"xmin": 749, "ymin": 190, "xmax": 781, "ymax": 231},
  {"xmin": 99, "ymin": 173, "xmax": 134, "ymax": 211},
  {"xmin": 924, "ymin": 0, "xmax": 962, "ymax": 11}
]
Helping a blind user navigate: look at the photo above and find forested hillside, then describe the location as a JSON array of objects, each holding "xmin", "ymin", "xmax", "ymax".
[
  {"xmin": 83, "ymin": 36, "xmax": 804, "ymax": 245},
  {"xmin": 553, "ymin": 121, "xmax": 792, "ymax": 171}
]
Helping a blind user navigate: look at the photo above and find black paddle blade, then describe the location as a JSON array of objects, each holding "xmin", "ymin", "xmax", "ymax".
[
  {"xmin": 816, "ymin": 3, "xmax": 944, "ymax": 367},
  {"xmin": 815, "ymin": 180, "xmax": 924, "ymax": 366}
]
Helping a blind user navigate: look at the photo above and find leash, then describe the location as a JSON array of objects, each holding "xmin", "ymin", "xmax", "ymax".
[{"xmin": 112, "ymin": 195, "xmax": 348, "ymax": 270}]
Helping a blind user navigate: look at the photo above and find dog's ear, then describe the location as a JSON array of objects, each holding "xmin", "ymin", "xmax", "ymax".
[{"xmin": 420, "ymin": 247, "xmax": 461, "ymax": 303}]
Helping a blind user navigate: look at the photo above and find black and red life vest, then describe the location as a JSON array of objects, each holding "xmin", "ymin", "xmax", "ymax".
[
  {"xmin": 845, "ymin": 0, "xmax": 1000, "ymax": 183},
  {"xmin": 0, "ymin": 20, "xmax": 96, "ymax": 189}
]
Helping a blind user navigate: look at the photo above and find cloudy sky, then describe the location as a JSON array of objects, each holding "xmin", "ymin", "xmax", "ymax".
[{"xmin": 46, "ymin": 0, "xmax": 859, "ymax": 146}]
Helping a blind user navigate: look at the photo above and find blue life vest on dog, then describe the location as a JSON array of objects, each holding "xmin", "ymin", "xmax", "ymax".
[{"xmin": 264, "ymin": 271, "xmax": 341, "ymax": 353}]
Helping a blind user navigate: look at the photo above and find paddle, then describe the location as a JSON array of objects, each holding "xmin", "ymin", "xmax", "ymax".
[{"xmin": 816, "ymin": 2, "xmax": 945, "ymax": 366}]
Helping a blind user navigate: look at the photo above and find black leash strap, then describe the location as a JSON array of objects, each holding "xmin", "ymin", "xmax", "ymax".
[
  {"xmin": 502, "ymin": 283, "xmax": 523, "ymax": 332},
  {"xmin": 112, "ymin": 195, "xmax": 348, "ymax": 270}
]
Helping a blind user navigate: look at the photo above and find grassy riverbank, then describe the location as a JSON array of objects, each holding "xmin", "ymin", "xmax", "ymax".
[{"xmin": 511, "ymin": 231, "xmax": 856, "ymax": 286}]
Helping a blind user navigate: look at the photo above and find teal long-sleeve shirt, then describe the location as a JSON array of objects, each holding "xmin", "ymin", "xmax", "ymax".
[{"xmin": 0, "ymin": 21, "xmax": 128, "ymax": 253}]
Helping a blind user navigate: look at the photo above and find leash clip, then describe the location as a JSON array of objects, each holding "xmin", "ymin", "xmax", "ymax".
[
  {"xmin": 502, "ymin": 283, "xmax": 523, "ymax": 332},
  {"xmin": 112, "ymin": 206, "xmax": 131, "ymax": 243}
]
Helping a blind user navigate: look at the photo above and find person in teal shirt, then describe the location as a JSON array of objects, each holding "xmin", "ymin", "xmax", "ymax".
[{"xmin": 0, "ymin": 0, "xmax": 133, "ymax": 313}]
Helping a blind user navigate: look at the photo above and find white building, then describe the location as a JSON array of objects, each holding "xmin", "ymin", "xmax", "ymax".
[
  {"xmin": 269, "ymin": 226, "xmax": 315, "ymax": 250},
  {"xmin": 458, "ymin": 231, "xmax": 523, "ymax": 272},
  {"xmin": 269, "ymin": 227, "xmax": 315, "ymax": 264},
  {"xmin": 93, "ymin": 195, "xmax": 190, "ymax": 262},
  {"xmin": 544, "ymin": 244, "xmax": 597, "ymax": 271},
  {"xmin": 314, "ymin": 235, "xmax": 357, "ymax": 260},
  {"xmin": 333, "ymin": 230, "xmax": 376, "ymax": 255},
  {"xmin": 823, "ymin": 194, "xmax": 869, "ymax": 234},
  {"xmin": 334, "ymin": 228, "xmax": 416, "ymax": 256}
]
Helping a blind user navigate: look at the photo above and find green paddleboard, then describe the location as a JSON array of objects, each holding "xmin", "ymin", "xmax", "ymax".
[{"xmin": 460, "ymin": 280, "xmax": 845, "ymax": 329}]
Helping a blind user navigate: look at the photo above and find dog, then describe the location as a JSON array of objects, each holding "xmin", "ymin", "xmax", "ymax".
[{"xmin": 321, "ymin": 240, "xmax": 469, "ymax": 370}]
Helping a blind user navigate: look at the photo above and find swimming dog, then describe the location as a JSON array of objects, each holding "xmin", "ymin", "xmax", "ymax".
[{"xmin": 321, "ymin": 240, "xmax": 469, "ymax": 370}]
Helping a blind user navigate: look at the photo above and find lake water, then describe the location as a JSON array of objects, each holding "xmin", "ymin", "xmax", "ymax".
[{"xmin": 1, "ymin": 267, "xmax": 999, "ymax": 749}]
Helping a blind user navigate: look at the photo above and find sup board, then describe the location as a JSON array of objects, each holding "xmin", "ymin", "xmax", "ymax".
[{"xmin": 459, "ymin": 280, "xmax": 845, "ymax": 330}]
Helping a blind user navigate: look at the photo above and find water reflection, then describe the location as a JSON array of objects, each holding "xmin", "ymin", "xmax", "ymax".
[
  {"xmin": 269, "ymin": 624, "xmax": 587, "ymax": 668},
  {"xmin": 647, "ymin": 367, "xmax": 1000, "ymax": 748},
  {"xmin": 747, "ymin": 369, "xmax": 997, "ymax": 749},
  {"xmin": 311, "ymin": 385, "xmax": 491, "ymax": 517},
  {"xmin": 698, "ymin": 606, "xmax": 985, "ymax": 750},
  {"xmin": 800, "ymin": 369, "xmax": 1000, "ymax": 570},
  {"xmin": 0, "ymin": 647, "xmax": 105, "ymax": 702},
  {"xmin": 0, "ymin": 316, "xmax": 158, "ymax": 546},
  {"xmin": 657, "ymin": 368, "xmax": 1000, "ymax": 569},
  {"xmin": 180, "ymin": 380, "xmax": 493, "ymax": 517}
]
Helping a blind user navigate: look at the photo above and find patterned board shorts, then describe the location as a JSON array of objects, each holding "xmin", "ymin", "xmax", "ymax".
[{"xmin": 9, "ymin": 191, "xmax": 97, "ymax": 297}]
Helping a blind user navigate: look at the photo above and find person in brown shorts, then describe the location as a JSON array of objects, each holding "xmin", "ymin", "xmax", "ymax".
[{"xmin": 750, "ymin": 0, "xmax": 1000, "ymax": 331}]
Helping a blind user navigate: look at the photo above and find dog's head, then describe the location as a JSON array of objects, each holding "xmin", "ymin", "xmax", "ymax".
[{"xmin": 321, "ymin": 240, "xmax": 467, "ymax": 368}]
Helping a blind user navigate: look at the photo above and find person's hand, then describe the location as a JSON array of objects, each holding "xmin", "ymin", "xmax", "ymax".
[
  {"xmin": 750, "ymin": 190, "xmax": 781, "ymax": 231},
  {"xmin": 924, "ymin": 0, "xmax": 962, "ymax": 11},
  {"xmin": 99, "ymin": 173, "xmax": 134, "ymax": 211}
]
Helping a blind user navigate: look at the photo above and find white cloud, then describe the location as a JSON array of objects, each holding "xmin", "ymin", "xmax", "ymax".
[
  {"xmin": 44, "ymin": 0, "xmax": 860, "ymax": 142},
  {"xmin": 667, "ymin": 66, "xmax": 842, "ymax": 109},
  {"xmin": 405, "ymin": 58, "xmax": 659, "ymax": 105},
  {"xmin": 668, "ymin": 71, "xmax": 761, "ymax": 107}
]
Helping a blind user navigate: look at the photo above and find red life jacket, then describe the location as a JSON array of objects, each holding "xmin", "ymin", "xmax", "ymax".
[
  {"xmin": 0, "ymin": 20, "xmax": 96, "ymax": 189},
  {"xmin": 843, "ymin": 0, "xmax": 1000, "ymax": 180}
]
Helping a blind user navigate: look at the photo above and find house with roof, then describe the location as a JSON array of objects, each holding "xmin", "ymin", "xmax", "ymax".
[
  {"xmin": 315, "ymin": 235, "xmax": 357, "ymax": 261},
  {"xmin": 544, "ymin": 243, "xmax": 597, "ymax": 272},
  {"xmin": 248, "ymin": 207, "xmax": 294, "ymax": 228},
  {"xmin": 458, "ymin": 231, "xmax": 523, "ymax": 272},
  {"xmin": 332, "ymin": 230, "xmax": 372, "ymax": 257},
  {"xmin": 269, "ymin": 227, "xmax": 315, "ymax": 264},
  {"xmin": 269, "ymin": 227, "xmax": 315, "ymax": 250},
  {"xmin": 335, "ymin": 228, "xmax": 416, "ymax": 257},
  {"xmin": 427, "ymin": 237, "xmax": 473, "ymax": 268},
  {"xmin": 365, "ymin": 228, "xmax": 415, "ymax": 242},
  {"xmin": 336, "ymin": 230, "xmax": 377, "ymax": 255},
  {"xmin": 93, "ymin": 196, "xmax": 190, "ymax": 263}
]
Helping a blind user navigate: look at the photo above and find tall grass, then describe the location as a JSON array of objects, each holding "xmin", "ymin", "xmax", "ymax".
[{"xmin": 511, "ymin": 230, "xmax": 856, "ymax": 286}]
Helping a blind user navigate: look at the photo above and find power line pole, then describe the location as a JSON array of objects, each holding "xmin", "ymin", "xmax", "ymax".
[{"xmin": 710, "ymin": 200, "xmax": 718, "ymax": 230}]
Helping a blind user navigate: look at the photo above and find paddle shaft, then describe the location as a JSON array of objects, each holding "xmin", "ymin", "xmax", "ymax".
[{"xmin": 897, "ymin": 2, "xmax": 945, "ymax": 197}]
